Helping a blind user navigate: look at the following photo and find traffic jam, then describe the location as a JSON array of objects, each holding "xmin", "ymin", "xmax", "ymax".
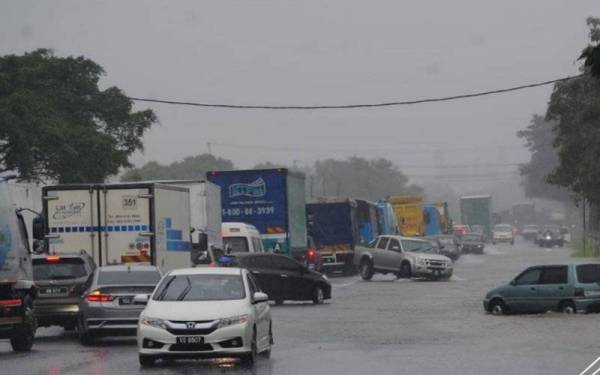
[{"xmin": 1, "ymin": 168, "xmax": 592, "ymax": 372}]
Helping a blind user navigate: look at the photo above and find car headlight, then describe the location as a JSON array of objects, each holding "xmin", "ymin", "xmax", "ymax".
[
  {"xmin": 217, "ymin": 314, "xmax": 249, "ymax": 329},
  {"xmin": 140, "ymin": 317, "xmax": 168, "ymax": 330},
  {"xmin": 322, "ymin": 274, "xmax": 328, "ymax": 281},
  {"xmin": 417, "ymin": 258, "xmax": 427, "ymax": 266}
]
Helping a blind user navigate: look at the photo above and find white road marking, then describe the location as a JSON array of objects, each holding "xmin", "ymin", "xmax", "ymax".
[
  {"xmin": 578, "ymin": 356, "xmax": 600, "ymax": 375},
  {"xmin": 332, "ymin": 279, "xmax": 360, "ymax": 288}
]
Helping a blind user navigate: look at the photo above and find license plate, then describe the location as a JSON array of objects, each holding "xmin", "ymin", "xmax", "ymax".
[
  {"xmin": 177, "ymin": 336, "xmax": 204, "ymax": 344},
  {"xmin": 40, "ymin": 287, "xmax": 68, "ymax": 296},
  {"xmin": 119, "ymin": 297, "xmax": 133, "ymax": 305}
]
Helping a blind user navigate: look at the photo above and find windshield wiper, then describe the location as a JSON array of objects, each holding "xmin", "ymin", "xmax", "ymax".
[
  {"xmin": 176, "ymin": 276, "xmax": 192, "ymax": 301},
  {"xmin": 155, "ymin": 276, "xmax": 176, "ymax": 301}
]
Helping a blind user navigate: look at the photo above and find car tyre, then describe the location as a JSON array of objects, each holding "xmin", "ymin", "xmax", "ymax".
[
  {"xmin": 559, "ymin": 301, "xmax": 576, "ymax": 314},
  {"xmin": 77, "ymin": 318, "xmax": 94, "ymax": 346},
  {"xmin": 400, "ymin": 262, "xmax": 412, "ymax": 279},
  {"xmin": 489, "ymin": 299, "xmax": 507, "ymax": 315},
  {"xmin": 360, "ymin": 259, "xmax": 374, "ymax": 281},
  {"xmin": 139, "ymin": 354, "xmax": 157, "ymax": 367},
  {"xmin": 240, "ymin": 329, "xmax": 257, "ymax": 368},
  {"xmin": 312, "ymin": 285, "xmax": 325, "ymax": 305},
  {"xmin": 261, "ymin": 324, "xmax": 273, "ymax": 358}
]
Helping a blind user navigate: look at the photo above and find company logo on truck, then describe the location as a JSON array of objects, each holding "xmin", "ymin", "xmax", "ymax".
[
  {"xmin": 52, "ymin": 202, "xmax": 85, "ymax": 220},
  {"xmin": 229, "ymin": 178, "xmax": 267, "ymax": 198}
]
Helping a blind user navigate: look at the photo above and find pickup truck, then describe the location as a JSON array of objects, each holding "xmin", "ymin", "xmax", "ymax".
[{"xmin": 354, "ymin": 235, "xmax": 453, "ymax": 281}]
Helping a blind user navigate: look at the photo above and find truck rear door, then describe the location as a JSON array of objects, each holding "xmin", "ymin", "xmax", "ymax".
[{"xmin": 98, "ymin": 187, "xmax": 152, "ymax": 266}]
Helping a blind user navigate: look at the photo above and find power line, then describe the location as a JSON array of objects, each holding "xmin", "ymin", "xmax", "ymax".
[{"xmin": 128, "ymin": 74, "xmax": 584, "ymax": 110}]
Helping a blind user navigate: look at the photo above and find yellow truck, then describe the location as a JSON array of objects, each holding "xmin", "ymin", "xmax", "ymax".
[{"xmin": 388, "ymin": 195, "xmax": 424, "ymax": 237}]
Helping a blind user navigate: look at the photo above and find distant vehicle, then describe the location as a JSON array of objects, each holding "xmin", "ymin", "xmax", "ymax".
[
  {"xmin": 354, "ymin": 235, "xmax": 453, "ymax": 281},
  {"xmin": 460, "ymin": 234, "xmax": 485, "ymax": 254},
  {"xmin": 428, "ymin": 202, "xmax": 453, "ymax": 234},
  {"xmin": 484, "ymin": 263, "xmax": 600, "ymax": 315},
  {"xmin": 41, "ymin": 183, "xmax": 193, "ymax": 273},
  {"xmin": 521, "ymin": 225, "xmax": 539, "ymax": 241},
  {"xmin": 220, "ymin": 253, "xmax": 331, "ymax": 305},
  {"xmin": 0, "ymin": 183, "xmax": 37, "ymax": 352},
  {"xmin": 460, "ymin": 195, "xmax": 492, "ymax": 239},
  {"xmin": 191, "ymin": 246, "xmax": 226, "ymax": 268},
  {"xmin": 222, "ymin": 223, "xmax": 265, "ymax": 254},
  {"xmin": 293, "ymin": 236, "xmax": 323, "ymax": 272},
  {"xmin": 423, "ymin": 205, "xmax": 443, "ymax": 236},
  {"xmin": 453, "ymin": 224, "xmax": 470, "ymax": 237},
  {"xmin": 136, "ymin": 267, "xmax": 272, "ymax": 368},
  {"xmin": 561, "ymin": 226, "xmax": 572, "ymax": 243},
  {"xmin": 428, "ymin": 235, "xmax": 461, "ymax": 261},
  {"xmin": 32, "ymin": 252, "xmax": 96, "ymax": 330},
  {"xmin": 376, "ymin": 200, "xmax": 400, "ymax": 235},
  {"xmin": 492, "ymin": 224, "xmax": 514, "ymax": 245},
  {"xmin": 77, "ymin": 265, "xmax": 162, "ymax": 345},
  {"xmin": 470, "ymin": 224, "xmax": 487, "ymax": 242},
  {"xmin": 537, "ymin": 226, "xmax": 564, "ymax": 248},
  {"xmin": 388, "ymin": 195, "xmax": 424, "ymax": 236}
]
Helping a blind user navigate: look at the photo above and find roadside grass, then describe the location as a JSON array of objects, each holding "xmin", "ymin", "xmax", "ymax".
[{"xmin": 570, "ymin": 240, "xmax": 597, "ymax": 258}]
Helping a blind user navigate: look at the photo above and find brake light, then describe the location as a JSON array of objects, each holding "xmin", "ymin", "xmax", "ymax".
[
  {"xmin": 575, "ymin": 287, "xmax": 585, "ymax": 297},
  {"xmin": 0, "ymin": 299, "xmax": 22, "ymax": 307},
  {"xmin": 86, "ymin": 290, "xmax": 115, "ymax": 302},
  {"xmin": 46, "ymin": 256, "xmax": 61, "ymax": 263},
  {"xmin": 307, "ymin": 249, "xmax": 317, "ymax": 259}
]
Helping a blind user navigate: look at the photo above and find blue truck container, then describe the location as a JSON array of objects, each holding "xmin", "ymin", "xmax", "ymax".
[
  {"xmin": 376, "ymin": 200, "xmax": 400, "ymax": 235},
  {"xmin": 207, "ymin": 169, "xmax": 307, "ymax": 256},
  {"xmin": 423, "ymin": 204, "xmax": 443, "ymax": 236}
]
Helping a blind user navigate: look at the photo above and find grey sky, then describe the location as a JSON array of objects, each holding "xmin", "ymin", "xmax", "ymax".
[{"xmin": 0, "ymin": 0, "xmax": 597, "ymax": 187}]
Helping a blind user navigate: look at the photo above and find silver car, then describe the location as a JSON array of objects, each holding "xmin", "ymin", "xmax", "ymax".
[{"xmin": 77, "ymin": 265, "xmax": 162, "ymax": 345}]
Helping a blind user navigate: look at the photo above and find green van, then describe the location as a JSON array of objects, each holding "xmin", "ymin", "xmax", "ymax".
[{"xmin": 484, "ymin": 263, "xmax": 600, "ymax": 315}]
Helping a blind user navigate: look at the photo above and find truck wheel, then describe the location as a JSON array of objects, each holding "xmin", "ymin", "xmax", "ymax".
[
  {"xmin": 10, "ymin": 305, "xmax": 35, "ymax": 353},
  {"xmin": 400, "ymin": 262, "xmax": 412, "ymax": 279},
  {"xmin": 360, "ymin": 260, "xmax": 374, "ymax": 281}
]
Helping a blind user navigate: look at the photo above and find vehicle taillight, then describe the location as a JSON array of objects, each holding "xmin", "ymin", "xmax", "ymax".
[
  {"xmin": 208, "ymin": 261, "xmax": 218, "ymax": 268},
  {"xmin": 86, "ymin": 290, "xmax": 114, "ymax": 302},
  {"xmin": 307, "ymin": 248, "xmax": 317, "ymax": 260},
  {"xmin": 0, "ymin": 299, "xmax": 22, "ymax": 307},
  {"xmin": 46, "ymin": 256, "xmax": 61, "ymax": 263},
  {"xmin": 574, "ymin": 287, "xmax": 585, "ymax": 297}
]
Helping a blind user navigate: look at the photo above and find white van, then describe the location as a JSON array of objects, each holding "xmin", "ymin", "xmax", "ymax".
[{"xmin": 222, "ymin": 222, "xmax": 265, "ymax": 253}]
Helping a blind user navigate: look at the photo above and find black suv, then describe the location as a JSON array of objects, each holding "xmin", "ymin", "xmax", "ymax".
[
  {"xmin": 32, "ymin": 252, "xmax": 96, "ymax": 330},
  {"xmin": 220, "ymin": 253, "xmax": 331, "ymax": 305}
]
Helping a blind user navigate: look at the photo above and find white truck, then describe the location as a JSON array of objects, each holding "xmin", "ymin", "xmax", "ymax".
[{"xmin": 41, "ymin": 183, "xmax": 192, "ymax": 273}]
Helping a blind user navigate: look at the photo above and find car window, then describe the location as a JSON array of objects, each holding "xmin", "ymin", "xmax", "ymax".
[
  {"xmin": 388, "ymin": 238, "xmax": 402, "ymax": 251},
  {"xmin": 539, "ymin": 266, "xmax": 568, "ymax": 284},
  {"xmin": 515, "ymin": 268, "xmax": 541, "ymax": 285},
  {"xmin": 33, "ymin": 258, "xmax": 88, "ymax": 280},
  {"xmin": 249, "ymin": 256, "xmax": 274, "ymax": 269},
  {"xmin": 223, "ymin": 236, "xmax": 250, "ymax": 253},
  {"xmin": 97, "ymin": 269, "xmax": 161, "ymax": 285},
  {"xmin": 401, "ymin": 240, "xmax": 422, "ymax": 252},
  {"xmin": 247, "ymin": 274, "xmax": 258, "ymax": 295},
  {"xmin": 273, "ymin": 256, "xmax": 301, "ymax": 271},
  {"xmin": 153, "ymin": 274, "xmax": 246, "ymax": 301},
  {"xmin": 377, "ymin": 237, "xmax": 389, "ymax": 249},
  {"xmin": 576, "ymin": 264, "xmax": 600, "ymax": 283}
]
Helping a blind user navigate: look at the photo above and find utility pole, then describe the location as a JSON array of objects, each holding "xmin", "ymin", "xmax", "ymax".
[{"xmin": 583, "ymin": 198, "xmax": 587, "ymax": 256}]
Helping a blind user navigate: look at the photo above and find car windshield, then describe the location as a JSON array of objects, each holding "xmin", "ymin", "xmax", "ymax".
[
  {"xmin": 33, "ymin": 258, "xmax": 87, "ymax": 280},
  {"xmin": 437, "ymin": 237, "xmax": 456, "ymax": 245},
  {"xmin": 97, "ymin": 269, "xmax": 161, "ymax": 285},
  {"xmin": 494, "ymin": 225, "xmax": 512, "ymax": 232},
  {"xmin": 462, "ymin": 235, "xmax": 481, "ymax": 241},
  {"xmin": 413, "ymin": 242, "xmax": 437, "ymax": 253},
  {"xmin": 223, "ymin": 237, "xmax": 249, "ymax": 252},
  {"xmin": 153, "ymin": 274, "xmax": 246, "ymax": 301}
]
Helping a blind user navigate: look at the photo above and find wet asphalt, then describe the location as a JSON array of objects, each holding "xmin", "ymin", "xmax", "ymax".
[{"xmin": 2, "ymin": 239, "xmax": 599, "ymax": 375}]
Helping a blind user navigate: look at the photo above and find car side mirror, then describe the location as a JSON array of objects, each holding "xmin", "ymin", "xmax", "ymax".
[
  {"xmin": 253, "ymin": 292, "xmax": 268, "ymax": 304},
  {"xmin": 32, "ymin": 216, "xmax": 45, "ymax": 241},
  {"xmin": 134, "ymin": 294, "xmax": 149, "ymax": 305}
]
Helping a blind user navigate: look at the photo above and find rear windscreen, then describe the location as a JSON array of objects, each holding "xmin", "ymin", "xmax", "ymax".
[
  {"xmin": 576, "ymin": 264, "xmax": 600, "ymax": 283},
  {"xmin": 98, "ymin": 270, "xmax": 161, "ymax": 285},
  {"xmin": 33, "ymin": 258, "xmax": 87, "ymax": 281},
  {"xmin": 223, "ymin": 237, "xmax": 249, "ymax": 252}
]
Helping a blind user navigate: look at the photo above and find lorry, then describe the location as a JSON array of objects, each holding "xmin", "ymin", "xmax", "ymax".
[
  {"xmin": 0, "ymin": 183, "xmax": 37, "ymax": 352},
  {"xmin": 376, "ymin": 200, "xmax": 400, "ymax": 235},
  {"xmin": 423, "ymin": 205, "xmax": 442, "ymax": 236},
  {"xmin": 460, "ymin": 195, "xmax": 492, "ymax": 238},
  {"xmin": 207, "ymin": 169, "xmax": 307, "ymax": 257},
  {"xmin": 306, "ymin": 198, "xmax": 360, "ymax": 274},
  {"xmin": 40, "ymin": 183, "xmax": 193, "ymax": 273},
  {"xmin": 388, "ymin": 195, "xmax": 424, "ymax": 236},
  {"xmin": 356, "ymin": 199, "xmax": 381, "ymax": 244},
  {"xmin": 428, "ymin": 202, "xmax": 452, "ymax": 234}
]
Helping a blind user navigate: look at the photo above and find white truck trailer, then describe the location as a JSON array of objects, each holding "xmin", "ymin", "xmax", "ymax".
[{"xmin": 41, "ymin": 183, "xmax": 191, "ymax": 273}]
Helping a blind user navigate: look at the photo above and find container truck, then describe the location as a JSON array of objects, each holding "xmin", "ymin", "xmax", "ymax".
[
  {"xmin": 388, "ymin": 195, "xmax": 424, "ymax": 236},
  {"xmin": 376, "ymin": 200, "xmax": 400, "ymax": 235},
  {"xmin": 423, "ymin": 204, "xmax": 442, "ymax": 236},
  {"xmin": 207, "ymin": 169, "xmax": 307, "ymax": 257},
  {"xmin": 40, "ymin": 183, "xmax": 192, "ymax": 273},
  {"xmin": 460, "ymin": 195, "xmax": 492, "ymax": 238},
  {"xmin": 356, "ymin": 199, "xmax": 380, "ymax": 244},
  {"xmin": 429, "ymin": 202, "xmax": 452, "ymax": 234},
  {"xmin": 306, "ymin": 198, "xmax": 359, "ymax": 274}
]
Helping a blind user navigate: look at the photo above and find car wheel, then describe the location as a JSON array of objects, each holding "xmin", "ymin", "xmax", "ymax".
[
  {"xmin": 559, "ymin": 301, "xmax": 576, "ymax": 314},
  {"xmin": 312, "ymin": 285, "xmax": 325, "ymax": 305},
  {"xmin": 360, "ymin": 259, "xmax": 374, "ymax": 281},
  {"xmin": 240, "ymin": 329, "xmax": 257, "ymax": 368},
  {"xmin": 261, "ymin": 324, "xmax": 273, "ymax": 358},
  {"xmin": 139, "ymin": 354, "xmax": 157, "ymax": 367},
  {"xmin": 489, "ymin": 299, "xmax": 507, "ymax": 316},
  {"xmin": 400, "ymin": 262, "xmax": 412, "ymax": 279}
]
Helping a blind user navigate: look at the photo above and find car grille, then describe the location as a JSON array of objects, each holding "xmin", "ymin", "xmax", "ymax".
[
  {"xmin": 425, "ymin": 260, "xmax": 446, "ymax": 268},
  {"xmin": 166, "ymin": 320, "xmax": 218, "ymax": 336},
  {"xmin": 170, "ymin": 343, "xmax": 213, "ymax": 352}
]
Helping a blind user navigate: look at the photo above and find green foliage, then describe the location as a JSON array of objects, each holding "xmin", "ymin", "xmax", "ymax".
[
  {"xmin": 516, "ymin": 115, "xmax": 569, "ymax": 202},
  {"xmin": 313, "ymin": 156, "xmax": 422, "ymax": 201},
  {"xmin": 579, "ymin": 17, "xmax": 600, "ymax": 78},
  {"xmin": 0, "ymin": 49, "xmax": 156, "ymax": 182},
  {"xmin": 121, "ymin": 153, "xmax": 235, "ymax": 181}
]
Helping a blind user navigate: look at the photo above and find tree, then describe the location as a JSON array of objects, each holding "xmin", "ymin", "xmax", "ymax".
[
  {"xmin": 312, "ymin": 156, "xmax": 422, "ymax": 201},
  {"xmin": 0, "ymin": 49, "xmax": 156, "ymax": 182},
  {"xmin": 121, "ymin": 153, "xmax": 235, "ymax": 181},
  {"xmin": 517, "ymin": 114, "xmax": 569, "ymax": 202},
  {"xmin": 579, "ymin": 17, "xmax": 600, "ymax": 78}
]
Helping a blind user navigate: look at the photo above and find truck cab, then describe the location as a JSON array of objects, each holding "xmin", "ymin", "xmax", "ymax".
[{"xmin": 0, "ymin": 183, "xmax": 37, "ymax": 352}]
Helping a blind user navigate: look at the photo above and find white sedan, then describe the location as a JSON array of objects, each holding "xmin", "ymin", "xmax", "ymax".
[{"xmin": 136, "ymin": 267, "xmax": 272, "ymax": 367}]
